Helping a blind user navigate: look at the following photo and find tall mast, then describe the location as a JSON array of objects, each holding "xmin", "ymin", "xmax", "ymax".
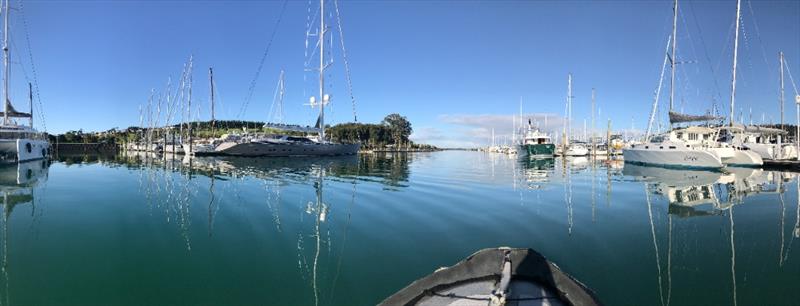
[
  {"xmin": 28, "ymin": 83, "xmax": 32, "ymax": 128},
  {"xmin": 780, "ymin": 52, "xmax": 785, "ymax": 130},
  {"xmin": 2, "ymin": 0, "xmax": 9, "ymax": 126},
  {"xmin": 729, "ymin": 0, "xmax": 741, "ymax": 126},
  {"xmin": 567, "ymin": 73, "xmax": 573, "ymax": 146},
  {"xmin": 669, "ymin": 0, "xmax": 678, "ymax": 114},
  {"xmin": 591, "ymin": 88, "xmax": 595, "ymax": 155},
  {"xmin": 318, "ymin": 0, "xmax": 327, "ymax": 140},
  {"xmin": 209, "ymin": 67, "xmax": 215, "ymax": 137}
]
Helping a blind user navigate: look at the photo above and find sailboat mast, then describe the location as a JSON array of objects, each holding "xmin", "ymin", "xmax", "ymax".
[
  {"xmin": 2, "ymin": 0, "xmax": 9, "ymax": 126},
  {"xmin": 28, "ymin": 83, "xmax": 32, "ymax": 128},
  {"xmin": 729, "ymin": 0, "xmax": 741, "ymax": 126},
  {"xmin": 669, "ymin": 0, "xmax": 678, "ymax": 114},
  {"xmin": 318, "ymin": 0, "xmax": 326, "ymax": 140},
  {"xmin": 780, "ymin": 51, "xmax": 785, "ymax": 130},
  {"xmin": 591, "ymin": 88, "xmax": 595, "ymax": 153},
  {"xmin": 209, "ymin": 67, "xmax": 215, "ymax": 137},
  {"xmin": 567, "ymin": 73, "xmax": 573, "ymax": 146}
]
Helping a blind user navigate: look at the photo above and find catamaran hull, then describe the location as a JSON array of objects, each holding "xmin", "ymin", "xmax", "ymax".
[
  {"xmin": 623, "ymin": 147, "xmax": 723, "ymax": 169},
  {"xmin": 516, "ymin": 143, "xmax": 555, "ymax": 158},
  {"xmin": 213, "ymin": 142, "xmax": 360, "ymax": 157},
  {"xmin": 744, "ymin": 143, "xmax": 797, "ymax": 160},
  {"xmin": 0, "ymin": 139, "xmax": 49, "ymax": 163},
  {"xmin": 724, "ymin": 150, "xmax": 763, "ymax": 167}
]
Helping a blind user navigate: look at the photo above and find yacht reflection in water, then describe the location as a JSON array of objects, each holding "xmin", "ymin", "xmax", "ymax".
[
  {"xmin": 625, "ymin": 164, "xmax": 799, "ymax": 306},
  {"xmin": 520, "ymin": 158, "xmax": 554, "ymax": 190},
  {"xmin": 106, "ymin": 151, "xmax": 413, "ymax": 305},
  {"xmin": 0, "ymin": 160, "xmax": 49, "ymax": 304}
]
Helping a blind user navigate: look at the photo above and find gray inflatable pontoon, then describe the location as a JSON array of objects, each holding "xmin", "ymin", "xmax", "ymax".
[{"xmin": 380, "ymin": 247, "xmax": 602, "ymax": 306}]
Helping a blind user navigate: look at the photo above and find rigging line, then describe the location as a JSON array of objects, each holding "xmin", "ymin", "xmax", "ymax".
[
  {"xmin": 739, "ymin": 17, "xmax": 756, "ymax": 88},
  {"xmin": 678, "ymin": 4, "xmax": 700, "ymax": 76},
  {"xmin": 333, "ymin": 0, "xmax": 357, "ymax": 122},
  {"xmin": 745, "ymin": 0, "xmax": 774, "ymax": 79},
  {"xmin": 783, "ymin": 58, "xmax": 799, "ymax": 96},
  {"xmin": 237, "ymin": 0, "xmax": 289, "ymax": 119},
  {"xmin": 18, "ymin": 0, "xmax": 44, "ymax": 131},
  {"xmin": 715, "ymin": 17, "xmax": 737, "ymax": 88},
  {"xmin": 687, "ymin": 0, "xmax": 724, "ymax": 102}
]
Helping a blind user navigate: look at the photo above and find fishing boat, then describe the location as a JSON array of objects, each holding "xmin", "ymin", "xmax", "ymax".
[
  {"xmin": 380, "ymin": 247, "xmax": 601, "ymax": 306},
  {"xmin": 517, "ymin": 119, "xmax": 555, "ymax": 158},
  {"xmin": 0, "ymin": 1, "xmax": 49, "ymax": 163}
]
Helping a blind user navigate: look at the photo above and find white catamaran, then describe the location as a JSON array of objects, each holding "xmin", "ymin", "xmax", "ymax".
[
  {"xmin": 625, "ymin": 0, "xmax": 762, "ymax": 169},
  {"xmin": 0, "ymin": 0, "xmax": 48, "ymax": 163}
]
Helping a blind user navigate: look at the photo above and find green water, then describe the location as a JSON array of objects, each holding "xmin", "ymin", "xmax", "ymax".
[{"xmin": 0, "ymin": 151, "xmax": 798, "ymax": 305}]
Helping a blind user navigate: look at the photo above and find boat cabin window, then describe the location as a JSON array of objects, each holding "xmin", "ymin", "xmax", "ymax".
[
  {"xmin": 703, "ymin": 134, "xmax": 710, "ymax": 140},
  {"xmin": 676, "ymin": 132, "xmax": 683, "ymax": 139},
  {"xmin": 669, "ymin": 146, "xmax": 676, "ymax": 149},
  {"xmin": 537, "ymin": 139, "xmax": 546, "ymax": 144},
  {"xmin": 688, "ymin": 133, "xmax": 698, "ymax": 141}
]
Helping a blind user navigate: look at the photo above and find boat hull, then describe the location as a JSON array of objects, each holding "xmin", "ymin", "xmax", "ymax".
[
  {"xmin": 565, "ymin": 145, "xmax": 589, "ymax": 156},
  {"xmin": 724, "ymin": 150, "xmax": 763, "ymax": 167},
  {"xmin": 0, "ymin": 139, "xmax": 49, "ymax": 163},
  {"xmin": 516, "ymin": 143, "xmax": 555, "ymax": 158},
  {"xmin": 214, "ymin": 142, "xmax": 360, "ymax": 157},
  {"xmin": 380, "ymin": 247, "xmax": 601, "ymax": 306},
  {"xmin": 623, "ymin": 145, "xmax": 724, "ymax": 169}
]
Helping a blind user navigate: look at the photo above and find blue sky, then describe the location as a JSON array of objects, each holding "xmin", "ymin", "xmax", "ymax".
[{"xmin": 7, "ymin": 0, "xmax": 800, "ymax": 147}]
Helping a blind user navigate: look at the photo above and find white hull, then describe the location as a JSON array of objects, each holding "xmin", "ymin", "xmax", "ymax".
[
  {"xmin": 564, "ymin": 145, "xmax": 589, "ymax": 156},
  {"xmin": 724, "ymin": 150, "xmax": 763, "ymax": 167},
  {"xmin": 623, "ymin": 144, "xmax": 723, "ymax": 169},
  {"xmin": 743, "ymin": 143, "xmax": 797, "ymax": 160},
  {"xmin": 0, "ymin": 139, "xmax": 49, "ymax": 163}
]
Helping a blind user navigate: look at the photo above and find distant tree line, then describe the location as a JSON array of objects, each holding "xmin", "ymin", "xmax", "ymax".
[
  {"xmin": 327, "ymin": 113, "xmax": 433, "ymax": 149},
  {"xmin": 49, "ymin": 114, "xmax": 438, "ymax": 150}
]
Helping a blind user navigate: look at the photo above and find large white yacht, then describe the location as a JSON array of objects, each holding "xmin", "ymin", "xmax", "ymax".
[
  {"xmin": 0, "ymin": 1, "xmax": 48, "ymax": 163},
  {"xmin": 626, "ymin": 0, "xmax": 762, "ymax": 169}
]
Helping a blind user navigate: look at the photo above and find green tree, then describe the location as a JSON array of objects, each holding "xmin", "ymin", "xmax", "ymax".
[{"xmin": 382, "ymin": 113, "xmax": 412, "ymax": 146}]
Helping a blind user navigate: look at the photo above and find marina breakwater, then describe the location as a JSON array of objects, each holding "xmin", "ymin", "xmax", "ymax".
[{"xmin": 54, "ymin": 142, "xmax": 118, "ymax": 155}]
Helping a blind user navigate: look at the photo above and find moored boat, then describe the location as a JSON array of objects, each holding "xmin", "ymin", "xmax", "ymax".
[
  {"xmin": 0, "ymin": 1, "xmax": 49, "ymax": 164},
  {"xmin": 380, "ymin": 247, "xmax": 601, "ymax": 306},
  {"xmin": 517, "ymin": 119, "xmax": 555, "ymax": 158}
]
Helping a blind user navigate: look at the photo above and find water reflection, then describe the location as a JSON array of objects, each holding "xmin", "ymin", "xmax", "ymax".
[
  {"xmin": 12, "ymin": 152, "xmax": 800, "ymax": 305},
  {"xmin": 0, "ymin": 160, "xmax": 49, "ymax": 306}
]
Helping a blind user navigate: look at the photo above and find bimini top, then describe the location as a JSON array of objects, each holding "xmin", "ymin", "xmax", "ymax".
[{"xmin": 668, "ymin": 111, "xmax": 721, "ymax": 124}]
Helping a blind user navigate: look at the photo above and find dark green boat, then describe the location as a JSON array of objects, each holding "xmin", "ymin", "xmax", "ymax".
[{"xmin": 517, "ymin": 124, "xmax": 555, "ymax": 158}]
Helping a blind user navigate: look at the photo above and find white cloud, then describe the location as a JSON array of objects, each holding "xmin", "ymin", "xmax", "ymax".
[{"xmin": 438, "ymin": 113, "xmax": 570, "ymax": 147}]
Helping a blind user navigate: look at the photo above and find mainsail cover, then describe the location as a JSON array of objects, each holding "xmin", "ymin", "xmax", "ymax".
[
  {"xmin": 0, "ymin": 99, "xmax": 31, "ymax": 118},
  {"xmin": 668, "ymin": 111, "xmax": 720, "ymax": 124}
]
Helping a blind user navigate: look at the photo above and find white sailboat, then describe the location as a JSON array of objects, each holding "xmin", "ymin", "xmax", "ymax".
[
  {"xmin": 563, "ymin": 74, "xmax": 588, "ymax": 157},
  {"xmin": 625, "ymin": 0, "xmax": 725, "ymax": 169},
  {"xmin": 190, "ymin": 0, "xmax": 359, "ymax": 157},
  {"xmin": 0, "ymin": 0, "xmax": 48, "ymax": 163},
  {"xmin": 714, "ymin": 0, "xmax": 762, "ymax": 167}
]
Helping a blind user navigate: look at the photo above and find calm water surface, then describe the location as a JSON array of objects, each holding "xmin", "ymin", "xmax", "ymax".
[{"xmin": 1, "ymin": 151, "xmax": 798, "ymax": 305}]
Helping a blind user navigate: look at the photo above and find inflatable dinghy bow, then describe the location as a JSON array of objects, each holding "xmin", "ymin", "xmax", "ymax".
[{"xmin": 421, "ymin": 249, "xmax": 560, "ymax": 305}]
